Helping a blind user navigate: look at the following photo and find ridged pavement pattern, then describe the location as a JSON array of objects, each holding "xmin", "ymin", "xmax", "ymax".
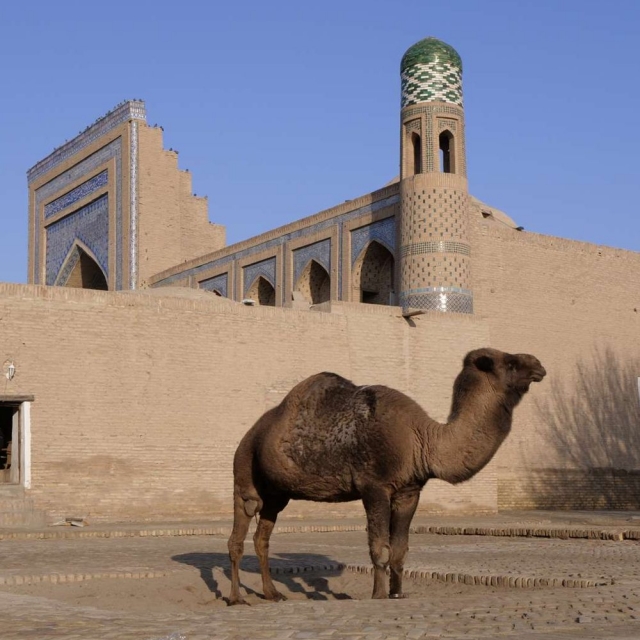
[{"xmin": 1, "ymin": 511, "xmax": 640, "ymax": 638}]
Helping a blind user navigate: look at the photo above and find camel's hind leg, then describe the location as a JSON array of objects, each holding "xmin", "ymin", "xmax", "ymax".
[
  {"xmin": 362, "ymin": 487, "xmax": 392, "ymax": 599},
  {"xmin": 228, "ymin": 492, "xmax": 261, "ymax": 605},
  {"xmin": 254, "ymin": 495, "xmax": 289, "ymax": 602},
  {"xmin": 388, "ymin": 489, "xmax": 420, "ymax": 598}
]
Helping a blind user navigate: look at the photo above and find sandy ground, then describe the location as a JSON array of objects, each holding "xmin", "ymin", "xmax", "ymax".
[{"xmin": 5, "ymin": 568, "xmax": 491, "ymax": 614}]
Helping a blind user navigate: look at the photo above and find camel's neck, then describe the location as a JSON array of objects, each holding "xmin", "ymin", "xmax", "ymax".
[{"xmin": 423, "ymin": 385, "xmax": 517, "ymax": 485}]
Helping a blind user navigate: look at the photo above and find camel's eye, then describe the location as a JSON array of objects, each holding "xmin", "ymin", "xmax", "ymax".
[{"xmin": 506, "ymin": 359, "xmax": 519, "ymax": 371}]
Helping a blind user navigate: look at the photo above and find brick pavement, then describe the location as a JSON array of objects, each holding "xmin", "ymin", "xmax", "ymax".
[{"xmin": 1, "ymin": 512, "xmax": 640, "ymax": 639}]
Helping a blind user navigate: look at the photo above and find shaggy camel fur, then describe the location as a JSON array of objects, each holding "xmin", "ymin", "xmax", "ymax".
[{"xmin": 227, "ymin": 347, "xmax": 546, "ymax": 604}]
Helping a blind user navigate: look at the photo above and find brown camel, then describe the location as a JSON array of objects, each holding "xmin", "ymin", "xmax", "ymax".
[{"xmin": 227, "ymin": 347, "xmax": 546, "ymax": 604}]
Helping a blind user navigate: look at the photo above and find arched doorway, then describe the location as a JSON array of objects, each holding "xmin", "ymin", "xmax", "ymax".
[
  {"xmin": 246, "ymin": 276, "xmax": 276, "ymax": 306},
  {"xmin": 295, "ymin": 259, "xmax": 331, "ymax": 305},
  {"xmin": 64, "ymin": 248, "xmax": 108, "ymax": 291},
  {"xmin": 352, "ymin": 241, "xmax": 394, "ymax": 305}
]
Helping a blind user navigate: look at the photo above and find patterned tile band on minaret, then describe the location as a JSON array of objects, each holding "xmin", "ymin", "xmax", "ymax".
[{"xmin": 398, "ymin": 37, "xmax": 472, "ymax": 314}]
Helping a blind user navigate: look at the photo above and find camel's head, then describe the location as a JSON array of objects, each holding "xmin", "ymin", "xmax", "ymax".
[{"xmin": 464, "ymin": 348, "xmax": 546, "ymax": 396}]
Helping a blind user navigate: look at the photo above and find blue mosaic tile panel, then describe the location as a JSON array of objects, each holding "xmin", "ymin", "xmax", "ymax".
[
  {"xmin": 351, "ymin": 217, "xmax": 396, "ymax": 265},
  {"xmin": 55, "ymin": 245, "xmax": 82, "ymax": 286},
  {"xmin": 200, "ymin": 273, "xmax": 228, "ymax": 297},
  {"xmin": 399, "ymin": 286, "xmax": 473, "ymax": 314},
  {"xmin": 243, "ymin": 258, "xmax": 276, "ymax": 296},
  {"xmin": 155, "ymin": 195, "xmax": 400, "ymax": 300},
  {"xmin": 34, "ymin": 138, "xmax": 123, "ymax": 289},
  {"xmin": 129, "ymin": 121, "xmax": 139, "ymax": 290},
  {"xmin": 28, "ymin": 101, "xmax": 145, "ymax": 184},
  {"xmin": 44, "ymin": 170, "xmax": 108, "ymax": 219},
  {"xmin": 45, "ymin": 195, "xmax": 109, "ymax": 286},
  {"xmin": 293, "ymin": 239, "xmax": 331, "ymax": 285}
]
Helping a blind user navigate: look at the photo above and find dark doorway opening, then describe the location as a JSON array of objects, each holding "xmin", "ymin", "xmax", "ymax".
[{"xmin": 0, "ymin": 405, "xmax": 16, "ymax": 483}]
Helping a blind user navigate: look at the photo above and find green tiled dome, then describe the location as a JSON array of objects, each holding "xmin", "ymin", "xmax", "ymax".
[{"xmin": 401, "ymin": 37, "xmax": 462, "ymax": 74}]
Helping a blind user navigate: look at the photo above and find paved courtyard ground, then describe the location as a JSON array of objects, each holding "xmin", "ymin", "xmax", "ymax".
[{"xmin": 1, "ymin": 511, "xmax": 640, "ymax": 639}]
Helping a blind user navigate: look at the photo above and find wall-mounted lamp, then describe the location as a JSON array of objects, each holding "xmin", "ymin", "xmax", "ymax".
[{"xmin": 5, "ymin": 362, "xmax": 15, "ymax": 381}]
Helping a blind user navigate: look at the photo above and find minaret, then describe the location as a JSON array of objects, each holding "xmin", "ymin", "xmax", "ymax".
[{"xmin": 398, "ymin": 37, "xmax": 472, "ymax": 314}]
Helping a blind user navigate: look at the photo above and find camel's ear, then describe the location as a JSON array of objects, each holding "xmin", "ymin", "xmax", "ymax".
[{"xmin": 475, "ymin": 355, "xmax": 494, "ymax": 373}]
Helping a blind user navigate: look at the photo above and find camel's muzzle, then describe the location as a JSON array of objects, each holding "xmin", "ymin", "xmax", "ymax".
[{"xmin": 530, "ymin": 367, "xmax": 546, "ymax": 382}]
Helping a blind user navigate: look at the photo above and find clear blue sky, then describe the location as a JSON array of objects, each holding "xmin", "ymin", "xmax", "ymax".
[{"xmin": 1, "ymin": 0, "xmax": 638, "ymax": 285}]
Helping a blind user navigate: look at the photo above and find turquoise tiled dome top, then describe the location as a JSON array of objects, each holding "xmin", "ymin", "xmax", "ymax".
[
  {"xmin": 401, "ymin": 37, "xmax": 463, "ymax": 107},
  {"xmin": 401, "ymin": 37, "xmax": 462, "ymax": 74}
]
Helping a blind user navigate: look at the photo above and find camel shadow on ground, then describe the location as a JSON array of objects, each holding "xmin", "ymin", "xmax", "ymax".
[{"xmin": 171, "ymin": 551, "xmax": 352, "ymax": 603}]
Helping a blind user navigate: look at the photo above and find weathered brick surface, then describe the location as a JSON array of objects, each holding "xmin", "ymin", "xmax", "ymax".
[
  {"xmin": 472, "ymin": 220, "xmax": 640, "ymax": 509},
  {"xmin": 0, "ymin": 284, "xmax": 495, "ymax": 522},
  {"xmin": 137, "ymin": 126, "xmax": 225, "ymax": 286}
]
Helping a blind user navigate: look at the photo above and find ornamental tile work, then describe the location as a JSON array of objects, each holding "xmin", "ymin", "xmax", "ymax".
[
  {"xmin": 129, "ymin": 121, "xmax": 139, "ymax": 290},
  {"xmin": 34, "ymin": 138, "xmax": 125, "ymax": 289},
  {"xmin": 168, "ymin": 194, "xmax": 398, "ymax": 294},
  {"xmin": 293, "ymin": 240, "xmax": 331, "ymax": 285},
  {"xmin": 403, "ymin": 104, "xmax": 465, "ymax": 175},
  {"xmin": 401, "ymin": 62, "xmax": 463, "ymax": 108},
  {"xmin": 45, "ymin": 195, "xmax": 109, "ymax": 286},
  {"xmin": 200, "ymin": 273, "xmax": 228, "ymax": 297},
  {"xmin": 351, "ymin": 218, "xmax": 396, "ymax": 265},
  {"xmin": 243, "ymin": 258, "xmax": 276, "ymax": 296},
  {"xmin": 28, "ymin": 101, "xmax": 145, "ymax": 184},
  {"xmin": 44, "ymin": 171, "xmax": 108, "ymax": 219},
  {"xmin": 400, "ymin": 241, "xmax": 470, "ymax": 258},
  {"xmin": 399, "ymin": 286, "xmax": 473, "ymax": 314},
  {"xmin": 54, "ymin": 245, "xmax": 83, "ymax": 286}
]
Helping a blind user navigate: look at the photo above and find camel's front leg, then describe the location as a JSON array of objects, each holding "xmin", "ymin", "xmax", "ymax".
[
  {"xmin": 254, "ymin": 496, "xmax": 289, "ymax": 602},
  {"xmin": 362, "ymin": 487, "xmax": 392, "ymax": 599},
  {"xmin": 389, "ymin": 488, "xmax": 420, "ymax": 598}
]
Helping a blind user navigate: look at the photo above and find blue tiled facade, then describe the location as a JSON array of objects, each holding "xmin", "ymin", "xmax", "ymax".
[
  {"xmin": 243, "ymin": 258, "xmax": 276, "ymax": 296},
  {"xmin": 34, "ymin": 139, "xmax": 122, "ymax": 288},
  {"xmin": 45, "ymin": 195, "xmax": 109, "ymax": 286},
  {"xmin": 44, "ymin": 171, "xmax": 108, "ymax": 219},
  {"xmin": 30, "ymin": 101, "xmax": 146, "ymax": 291},
  {"xmin": 151, "ymin": 194, "xmax": 399, "ymax": 302},
  {"xmin": 28, "ymin": 101, "xmax": 145, "ymax": 184},
  {"xmin": 293, "ymin": 240, "xmax": 331, "ymax": 285},
  {"xmin": 200, "ymin": 273, "xmax": 229, "ymax": 297},
  {"xmin": 351, "ymin": 217, "xmax": 396, "ymax": 265}
]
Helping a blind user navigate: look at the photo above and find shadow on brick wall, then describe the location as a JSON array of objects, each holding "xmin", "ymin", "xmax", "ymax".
[{"xmin": 505, "ymin": 347, "xmax": 640, "ymax": 510}]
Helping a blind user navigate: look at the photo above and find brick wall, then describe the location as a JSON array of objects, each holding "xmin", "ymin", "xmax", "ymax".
[
  {"xmin": 473, "ymin": 220, "xmax": 640, "ymax": 509},
  {"xmin": 137, "ymin": 126, "xmax": 225, "ymax": 287},
  {"xmin": 0, "ymin": 284, "xmax": 495, "ymax": 523}
]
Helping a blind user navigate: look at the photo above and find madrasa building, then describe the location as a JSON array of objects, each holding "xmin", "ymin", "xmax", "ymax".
[{"xmin": 1, "ymin": 38, "xmax": 638, "ymax": 525}]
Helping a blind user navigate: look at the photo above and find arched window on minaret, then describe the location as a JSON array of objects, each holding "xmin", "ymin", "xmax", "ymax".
[
  {"xmin": 439, "ymin": 130, "xmax": 455, "ymax": 173},
  {"xmin": 411, "ymin": 132, "xmax": 422, "ymax": 175}
]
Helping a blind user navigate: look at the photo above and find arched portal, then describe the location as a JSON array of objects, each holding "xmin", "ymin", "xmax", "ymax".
[
  {"xmin": 296, "ymin": 259, "xmax": 330, "ymax": 305},
  {"xmin": 64, "ymin": 248, "xmax": 108, "ymax": 291},
  {"xmin": 411, "ymin": 132, "xmax": 422, "ymax": 175},
  {"xmin": 353, "ymin": 241, "xmax": 394, "ymax": 305},
  {"xmin": 246, "ymin": 276, "xmax": 276, "ymax": 306},
  {"xmin": 439, "ymin": 130, "xmax": 455, "ymax": 173}
]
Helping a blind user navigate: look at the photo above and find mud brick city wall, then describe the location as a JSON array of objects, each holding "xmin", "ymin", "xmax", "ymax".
[
  {"xmin": 472, "ymin": 221, "xmax": 640, "ymax": 507},
  {"xmin": 0, "ymin": 284, "xmax": 494, "ymax": 523},
  {"xmin": 137, "ymin": 125, "xmax": 225, "ymax": 287}
]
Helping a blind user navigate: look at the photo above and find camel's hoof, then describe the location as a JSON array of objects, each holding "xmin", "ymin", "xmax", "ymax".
[
  {"xmin": 265, "ymin": 591, "xmax": 287, "ymax": 602},
  {"xmin": 228, "ymin": 597, "xmax": 250, "ymax": 606},
  {"xmin": 389, "ymin": 593, "xmax": 408, "ymax": 599}
]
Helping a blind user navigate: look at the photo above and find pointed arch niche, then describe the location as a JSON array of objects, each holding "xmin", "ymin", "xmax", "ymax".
[
  {"xmin": 246, "ymin": 276, "xmax": 276, "ymax": 306},
  {"xmin": 295, "ymin": 260, "xmax": 331, "ymax": 305},
  {"xmin": 439, "ymin": 129, "xmax": 455, "ymax": 174},
  {"xmin": 55, "ymin": 243, "xmax": 108, "ymax": 291},
  {"xmin": 352, "ymin": 241, "xmax": 395, "ymax": 305}
]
